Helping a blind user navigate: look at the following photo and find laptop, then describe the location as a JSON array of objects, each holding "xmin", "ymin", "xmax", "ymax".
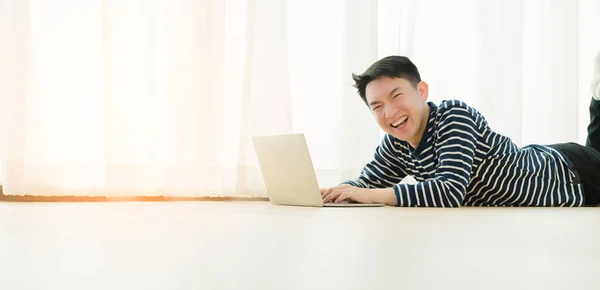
[{"xmin": 252, "ymin": 133, "xmax": 385, "ymax": 207}]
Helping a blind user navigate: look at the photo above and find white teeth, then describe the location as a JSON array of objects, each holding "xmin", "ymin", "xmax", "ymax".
[{"xmin": 391, "ymin": 116, "xmax": 408, "ymax": 127}]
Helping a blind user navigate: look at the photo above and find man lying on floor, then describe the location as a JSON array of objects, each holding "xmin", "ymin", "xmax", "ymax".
[{"xmin": 321, "ymin": 51, "xmax": 600, "ymax": 207}]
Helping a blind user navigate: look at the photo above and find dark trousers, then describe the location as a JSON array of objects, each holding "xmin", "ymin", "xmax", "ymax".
[{"xmin": 549, "ymin": 98, "xmax": 600, "ymax": 206}]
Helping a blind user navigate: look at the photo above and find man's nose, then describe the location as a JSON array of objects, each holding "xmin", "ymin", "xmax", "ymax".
[{"xmin": 385, "ymin": 106, "xmax": 398, "ymax": 119}]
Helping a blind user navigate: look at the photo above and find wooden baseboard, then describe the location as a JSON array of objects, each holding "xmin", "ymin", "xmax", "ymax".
[
  {"xmin": 0, "ymin": 195, "xmax": 269, "ymax": 203},
  {"xmin": 0, "ymin": 184, "xmax": 270, "ymax": 202}
]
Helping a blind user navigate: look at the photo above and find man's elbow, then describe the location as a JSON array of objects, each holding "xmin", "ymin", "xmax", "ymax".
[{"xmin": 443, "ymin": 195, "xmax": 464, "ymax": 208}]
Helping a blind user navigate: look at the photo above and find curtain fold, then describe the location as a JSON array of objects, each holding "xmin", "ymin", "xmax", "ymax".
[
  {"xmin": 340, "ymin": 0, "xmax": 381, "ymax": 182},
  {"xmin": 235, "ymin": 0, "xmax": 293, "ymax": 195},
  {"xmin": 0, "ymin": 0, "xmax": 599, "ymax": 196}
]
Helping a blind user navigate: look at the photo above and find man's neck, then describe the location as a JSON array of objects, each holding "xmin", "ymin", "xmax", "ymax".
[{"xmin": 408, "ymin": 104, "xmax": 430, "ymax": 149}]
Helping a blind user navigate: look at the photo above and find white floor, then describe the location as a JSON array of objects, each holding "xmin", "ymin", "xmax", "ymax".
[{"xmin": 1, "ymin": 201, "xmax": 600, "ymax": 290}]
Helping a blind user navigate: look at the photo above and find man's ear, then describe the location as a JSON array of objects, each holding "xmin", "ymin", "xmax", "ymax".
[{"xmin": 417, "ymin": 81, "xmax": 429, "ymax": 101}]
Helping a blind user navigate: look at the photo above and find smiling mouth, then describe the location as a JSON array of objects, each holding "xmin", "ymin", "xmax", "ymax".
[{"xmin": 390, "ymin": 116, "xmax": 408, "ymax": 128}]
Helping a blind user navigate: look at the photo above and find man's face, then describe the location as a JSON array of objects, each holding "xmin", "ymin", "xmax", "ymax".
[{"xmin": 365, "ymin": 76, "xmax": 429, "ymax": 147}]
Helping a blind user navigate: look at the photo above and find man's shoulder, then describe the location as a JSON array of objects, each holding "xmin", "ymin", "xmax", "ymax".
[
  {"xmin": 436, "ymin": 99, "xmax": 476, "ymax": 113},
  {"xmin": 434, "ymin": 99, "xmax": 485, "ymax": 121},
  {"xmin": 431, "ymin": 99, "xmax": 492, "ymax": 137}
]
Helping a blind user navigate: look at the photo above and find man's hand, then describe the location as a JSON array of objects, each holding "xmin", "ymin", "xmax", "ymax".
[{"xmin": 320, "ymin": 184, "xmax": 397, "ymax": 205}]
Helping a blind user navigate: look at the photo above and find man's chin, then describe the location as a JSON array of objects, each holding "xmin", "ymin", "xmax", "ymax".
[
  {"xmin": 386, "ymin": 127, "xmax": 411, "ymax": 140},
  {"xmin": 390, "ymin": 132, "xmax": 411, "ymax": 141}
]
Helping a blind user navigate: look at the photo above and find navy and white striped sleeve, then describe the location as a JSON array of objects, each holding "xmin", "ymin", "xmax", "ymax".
[
  {"xmin": 393, "ymin": 105, "xmax": 479, "ymax": 207},
  {"xmin": 342, "ymin": 134, "xmax": 407, "ymax": 189}
]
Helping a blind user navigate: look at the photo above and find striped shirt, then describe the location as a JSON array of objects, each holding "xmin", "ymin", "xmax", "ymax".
[{"xmin": 344, "ymin": 100, "xmax": 585, "ymax": 207}]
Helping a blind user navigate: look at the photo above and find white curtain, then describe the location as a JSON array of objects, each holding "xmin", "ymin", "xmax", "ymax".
[
  {"xmin": 379, "ymin": 0, "xmax": 600, "ymax": 146},
  {"xmin": 0, "ymin": 0, "xmax": 599, "ymax": 197}
]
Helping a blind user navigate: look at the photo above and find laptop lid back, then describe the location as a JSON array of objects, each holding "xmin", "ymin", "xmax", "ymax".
[{"xmin": 252, "ymin": 133, "xmax": 324, "ymax": 207}]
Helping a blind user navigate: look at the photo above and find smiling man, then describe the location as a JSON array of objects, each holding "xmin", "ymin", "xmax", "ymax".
[{"xmin": 322, "ymin": 53, "xmax": 600, "ymax": 207}]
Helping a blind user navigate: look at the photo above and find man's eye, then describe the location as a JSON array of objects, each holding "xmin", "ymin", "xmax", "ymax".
[
  {"xmin": 393, "ymin": 94, "xmax": 401, "ymax": 99},
  {"xmin": 372, "ymin": 106, "xmax": 381, "ymax": 111}
]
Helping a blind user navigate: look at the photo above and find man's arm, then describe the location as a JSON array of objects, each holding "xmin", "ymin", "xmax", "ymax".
[
  {"xmin": 321, "ymin": 134, "xmax": 408, "ymax": 204},
  {"xmin": 340, "ymin": 134, "xmax": 408, "ymax": 189},
  {"xmin": 393, "ymin": 104, "xmax": 479, "ymax": 207}
]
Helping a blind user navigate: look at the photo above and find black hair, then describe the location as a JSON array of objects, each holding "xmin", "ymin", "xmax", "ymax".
[{"xmin": 351, "ymin": 56, "xmax": 422, "ymax": 105}]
